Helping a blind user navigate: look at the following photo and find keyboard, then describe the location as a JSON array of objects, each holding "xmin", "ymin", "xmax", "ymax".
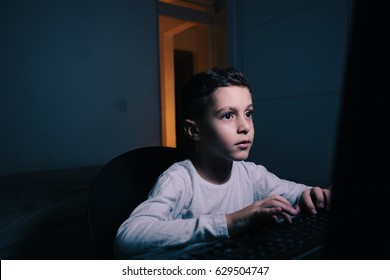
[{"xmin": 173, "ymin": 210, "xmax": 330, "ymax": 260}]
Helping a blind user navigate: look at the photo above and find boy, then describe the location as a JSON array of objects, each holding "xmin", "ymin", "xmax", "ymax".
[{"xmin": 114, "ymin": 67, "xmax": 330, "ymax": 259}]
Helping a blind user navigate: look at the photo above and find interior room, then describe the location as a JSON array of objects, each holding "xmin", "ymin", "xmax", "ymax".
[{"xmin": 0, "ymin": 0, "xmax": 350, "ymax": 259}]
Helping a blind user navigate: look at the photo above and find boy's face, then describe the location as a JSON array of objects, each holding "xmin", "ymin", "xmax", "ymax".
[{"xmin": 197, "ymin": 86, "xmax": 254, "ymax": 161}]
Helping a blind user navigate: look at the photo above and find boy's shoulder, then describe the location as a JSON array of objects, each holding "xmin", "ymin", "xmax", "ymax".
[
  {"xmin": 165, "ymin": 159, "xmax": 192, "ymax": 172},
  {"xmin": 157, "ymin": 159, "xmax": 193, "ymax": 181},
  {"xmin": 149, "ymin": 159, "xmax": 194, "ymax": 197}
]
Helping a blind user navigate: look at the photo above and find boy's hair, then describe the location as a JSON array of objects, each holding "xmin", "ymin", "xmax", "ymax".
[{"xmin": 180, "ymin": 66, "xmax": 251, "ymax": 121}]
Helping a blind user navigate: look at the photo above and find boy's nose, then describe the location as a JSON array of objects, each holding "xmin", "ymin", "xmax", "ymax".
[{"xmin": 237, "ymin": 117, "xmax": 251, "ymax": 134}]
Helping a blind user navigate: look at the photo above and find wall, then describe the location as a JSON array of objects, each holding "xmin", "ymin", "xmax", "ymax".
[
  {"xmin": 228, "ymin": 0, "xmax": 350, "ymax": 185},
  {"xmin": 0, "ymin": 0, "xmax": 161, "ymax": 175},
  {"xmin": 0, "ymin": 0, "xmax": 351, "ymax": 181}
]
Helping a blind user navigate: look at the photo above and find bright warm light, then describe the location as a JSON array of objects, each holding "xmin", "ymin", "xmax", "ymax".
[{"xmin": 159, "ymin": 14, "xmax": 213, "ymax": 148}]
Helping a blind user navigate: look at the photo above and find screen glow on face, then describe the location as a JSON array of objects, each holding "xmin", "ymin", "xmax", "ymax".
[{"xmin": 198, "ymin": 86, "xmax": 254, "ymax": 161}]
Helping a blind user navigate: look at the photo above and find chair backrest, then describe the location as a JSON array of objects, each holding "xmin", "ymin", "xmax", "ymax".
[{"xmin": 87, "ymin": 146, "xmax": 188, "ymax": 259}]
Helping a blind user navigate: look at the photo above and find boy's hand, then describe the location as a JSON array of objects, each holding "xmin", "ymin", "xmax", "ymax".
[
  {"xmin": 225, "ymin": 194, "xmax": 297, "ymax": 237},
  {"xmin": 295, "ymin": 187, "xmax": 331, "ymax": 214}
]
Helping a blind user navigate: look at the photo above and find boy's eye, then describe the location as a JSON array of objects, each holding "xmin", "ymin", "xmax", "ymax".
[
  {"xmin": 223, "ymin": 113, "xmax": 233, "ymax": 119},
  {"xmin": 245, "ymin": 110, "xmax": 253, "ymax": 118}
]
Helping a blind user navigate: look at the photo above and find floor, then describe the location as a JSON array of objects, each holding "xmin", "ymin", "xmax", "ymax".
[{"xmin": 0, "ymin": 165, "xmax": 103, "ymax": 260}]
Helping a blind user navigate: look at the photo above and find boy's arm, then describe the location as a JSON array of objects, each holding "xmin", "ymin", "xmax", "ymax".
[{"xmin": 114, "ymin": 174, "xmax": 228, "ymax": 259}]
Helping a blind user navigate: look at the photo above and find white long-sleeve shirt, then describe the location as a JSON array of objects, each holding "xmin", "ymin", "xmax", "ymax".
[{"xmin": 114, "ymin": 159, "xmax": 311, "ymax": 259}]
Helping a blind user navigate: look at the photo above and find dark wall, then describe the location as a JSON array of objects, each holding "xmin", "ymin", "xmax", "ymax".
[
  {"xmin": 0, "ymin": 0, "xmax": 350, "ymax": 183},
  {"xmin": 0, "ymin": 0, "xmax": 161, "ymax": 175},
  {"xmin": 228, "ymin": 0, "xmax": 350, "ymax": 185}
]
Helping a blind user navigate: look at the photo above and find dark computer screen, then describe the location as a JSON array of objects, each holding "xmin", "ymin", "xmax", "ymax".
[{"xmin": 325, "ymin": 0, "xmax": 389, "ymax": 259}]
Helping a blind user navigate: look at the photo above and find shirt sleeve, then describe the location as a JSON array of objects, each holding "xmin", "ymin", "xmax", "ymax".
[
  {"xmin": 114, "ymin": 170, "xmax": 229, "ymax": 259},
  {"xmin": 250, "ymin": 163, "xmax": 312, "ymax": 206}
]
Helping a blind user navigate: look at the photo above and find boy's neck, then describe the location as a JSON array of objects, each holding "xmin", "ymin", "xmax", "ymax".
[{"xmin": 192, "ymin": 155, "xmax": 233, "ymax": 185}]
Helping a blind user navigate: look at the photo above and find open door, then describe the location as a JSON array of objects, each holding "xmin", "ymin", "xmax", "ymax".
[{"xmin": 158, "ymin": 0, "xmax": 227, "ymax": 150}]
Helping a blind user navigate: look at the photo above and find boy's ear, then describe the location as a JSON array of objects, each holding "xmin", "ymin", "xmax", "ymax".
[{"xmin": 183, "ymin": 119, "xmax": 200, "ymax": 141}]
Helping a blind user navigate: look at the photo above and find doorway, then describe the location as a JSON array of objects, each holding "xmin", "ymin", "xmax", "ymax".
[{"xmin": 158, "ymin": 0, "xmax": 227, "ymax": 150}]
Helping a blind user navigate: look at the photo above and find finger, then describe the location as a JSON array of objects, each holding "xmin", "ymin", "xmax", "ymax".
[
  {"xmin": 269, "ymin": 208, "xmax": 292, "ymax": 224},
  {"xmin": 323, "ymin": 188, "xmax": 331, "ymax": 211},
  {"xmin": 311, "ymin": 187, "xmax": 325, "ymax": 209},
  {"xmin": 272, "ymin": 194, "xmax": 294, "ymax": 207},
  {"xmin": 265, "ymin": 195, "xmax": 297, "ymax": 215},
  {"xmin": 294, "ymin": 203, "xmax": 301, "ymax": 214},
  {"xmin": 300, "ymin": 189, "xmax": 317, "ymax": 214},
  {"xmin": 269, "ymin": 199, "xmax": 297, "ymax": 216},
  {"xmin": 280, "ymin": 211, "xmax": 293, "ymax": 224},
  {"xmin": 262, "ymin": 207, "xmax": 283, "ymax": 224}
]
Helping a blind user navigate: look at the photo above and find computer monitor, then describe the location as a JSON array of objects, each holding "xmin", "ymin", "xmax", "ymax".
[{"xmin": 324, "ymin": 0, "xmax": 389, "ymax": 259}]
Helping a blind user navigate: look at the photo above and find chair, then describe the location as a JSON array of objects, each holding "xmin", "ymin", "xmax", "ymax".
[{"xmin": 87, "ymin": 146, "xmax": 188, "ymax": 259}]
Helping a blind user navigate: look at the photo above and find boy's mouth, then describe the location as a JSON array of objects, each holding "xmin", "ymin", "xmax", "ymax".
[{"xmin": 236, "ymin": 140, "xmax": 251, "ymax": 149}]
